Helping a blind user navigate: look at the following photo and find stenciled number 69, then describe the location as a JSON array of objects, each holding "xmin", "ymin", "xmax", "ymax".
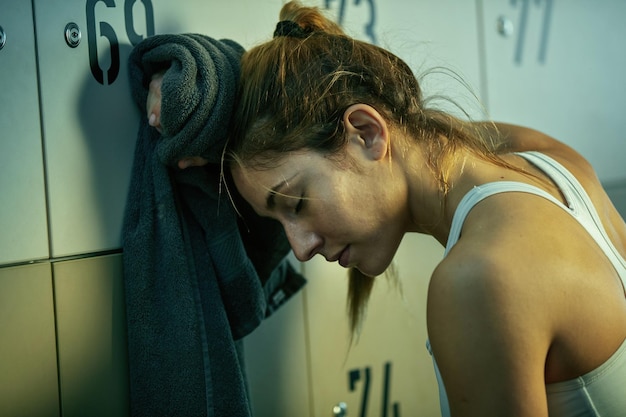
[{"xmin": 86, "ymin": 0, "xmax": 155, "ymax": 85}]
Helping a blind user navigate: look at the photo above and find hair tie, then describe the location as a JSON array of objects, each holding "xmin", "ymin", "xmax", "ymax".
[{"xmin": 273, "ymin": 20, "xmax": 311, "ymax": 39}]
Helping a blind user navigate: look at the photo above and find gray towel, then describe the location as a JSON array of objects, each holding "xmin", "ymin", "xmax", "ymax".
[{"xmin": 123, "ymin": 33, "xmax": 305, "ymax": 417}]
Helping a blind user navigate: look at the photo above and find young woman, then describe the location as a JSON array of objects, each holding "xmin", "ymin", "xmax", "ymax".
[{"xmin": 147, "ymin": 2, "xmax": 626, "ymax": 415}]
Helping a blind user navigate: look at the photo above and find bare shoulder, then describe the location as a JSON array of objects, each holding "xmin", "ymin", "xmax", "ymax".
[
  {"xmin": 491, "ymin": 122, "xmax": 626, "ymax": 251},
  {"xmin": 426, "ymin": 244, "xmax": 553, "ymax": 416},
  {"xmin": 501, "ymin": 123, "xmax": 626, "ymax": 254},
  {"xmin": 428, "ymin": 242, "xmax": 550, "ymax": 328},
  {"xmin": 427, "ymin": 238, "xmax": 554, "ymax": 355}
]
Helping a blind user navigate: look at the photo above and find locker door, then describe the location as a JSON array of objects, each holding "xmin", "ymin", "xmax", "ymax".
[
  {"xmin": 0, "ymin": 263, "xmax": 59, "ymax": 417},
  {"xmin": 244, "ymin": 287, "xmax": 311, "ymax": 417},
  {"xmin": 299, "ymin": 2, "xmax": 480, "ymax": 416},
  {"xmin": 325, "ymin": 0, "xmax": 486, "ymax": 120},
  {"xmin": 53, "ymin": 254, "xmax": 129, "ymax": 417},
  {"xmin": 480, "ymin": 0, "xmax": 626, "ymax": 183},
  {"xmin": 34, "ymin": 0, "xmax": 286, "ymax": 258},
  {"xmin": 303, "ymin": 235, "xmax": 444, "ymax": 417},
  {"xmin": 0, "ymin": 1, "xmax": 49, "ymax": 265},
  {"xmin": 33, "ymin": 0, "xmax": 139, "ymax": 257}
]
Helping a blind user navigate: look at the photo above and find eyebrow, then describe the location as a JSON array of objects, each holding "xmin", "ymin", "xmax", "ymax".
[{"xmin": 266, "ymin": 174, "xmax": 297, "ymax": 210}]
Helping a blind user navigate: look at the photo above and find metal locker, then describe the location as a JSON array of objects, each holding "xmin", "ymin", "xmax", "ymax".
[
  {"xmin": 53, "ymin": 254, "xmax": 129, "ymax": 417},
  {"xmin": 480, "ymin": 0, "xmax": 626, "ymax": 183},
  {"xmin": 303, "ymin": 235, "xmax": 444, "ymax": 417},
  {"xmin": 0, "ymin": 262, "xmax": 60, "ymax": 417},
  {"xmin": 244, "ymin": 288, "xmax": 311, "ymax": 417},
  {"xmin": 34, "ymin": 0, "xmax": 285, "ymax": 258},
  {"xmin": 34, "ymin": 0, "xmax": 140, "ymax": 257},
  {"xmin": 0, "ymin": 1, "xmax": 49, "ymax": 265}
]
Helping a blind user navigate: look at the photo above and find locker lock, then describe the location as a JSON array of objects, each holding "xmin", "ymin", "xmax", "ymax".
[
  {"xmin": 332, "ymin": 402, "xmax": 347, "ymax": 417},
  {"xmin": 65, "ymin": 22, "xmax": 81, "ymax": 48},
  {"xmin": 497, "ymin": 16, "xmax": 514, "ymax": 38},
  {"xmin": 0, "ymin": 26, "xmax": 6, "ymax": 50}
]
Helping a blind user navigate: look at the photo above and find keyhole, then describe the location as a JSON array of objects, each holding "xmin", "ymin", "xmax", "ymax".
[
  {"xmin": 497, "ymin": 16, "xmax": 514, "ymax": 37},
  {"xmin": 64, "ymin": 22, "xmax": 81, "ymax": 48},
  {"xmin": 0, "ymin": 26, "xmax": 6, "ymax": 50}
]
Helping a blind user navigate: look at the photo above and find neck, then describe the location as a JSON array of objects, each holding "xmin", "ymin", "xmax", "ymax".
[{"xmin": 403, "ymin": 145, "xmax": 497, "ymax": 246}]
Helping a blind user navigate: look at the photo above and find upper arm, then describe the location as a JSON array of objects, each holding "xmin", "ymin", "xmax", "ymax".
[{"xmin": 427, "ymin": 253, "xmax": 552, "ymax": 417}]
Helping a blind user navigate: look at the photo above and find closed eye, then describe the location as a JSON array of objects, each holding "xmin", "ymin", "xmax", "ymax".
[{"xmin": 295, "ymin": 195, "xmax": 304, "ymax": 214}]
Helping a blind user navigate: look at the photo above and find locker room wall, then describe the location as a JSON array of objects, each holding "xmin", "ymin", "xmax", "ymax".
[{"xmin": 1, "ymin": 1, "xmax": 625, "ymax": 416}]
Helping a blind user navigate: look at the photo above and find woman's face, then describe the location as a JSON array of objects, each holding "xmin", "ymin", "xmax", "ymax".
[{"xmin": 231, "ymin": 143, "xmax": 410, "ymax": 277}]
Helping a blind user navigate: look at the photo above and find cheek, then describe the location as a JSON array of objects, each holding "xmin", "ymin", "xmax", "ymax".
[{"xmin": 314, "ymin": 198, "xmax": 368, "ymax": 238}]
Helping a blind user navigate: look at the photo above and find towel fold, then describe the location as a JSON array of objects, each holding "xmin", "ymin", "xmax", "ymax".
[{"xmin": 123, "ymin": 33, "xmax": 305, "ymax": 417}]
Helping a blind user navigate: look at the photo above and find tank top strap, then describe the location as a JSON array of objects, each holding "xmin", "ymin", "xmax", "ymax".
[
  {"xmin": 444, "ymin": 180, "xmax": 564, "ymax": 256},
  {"xmin": 517, "ymin": 151, "xmax": 626, "ymax": 289}
]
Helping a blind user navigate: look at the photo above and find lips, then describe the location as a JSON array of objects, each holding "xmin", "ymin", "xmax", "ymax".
[
  {"xmin": 338, "ymin": 246, "xmax": 351, "ymax": 268},
  {"xmin": 326, "ymin": 246, "xmax": 350, "ymax": 267}
]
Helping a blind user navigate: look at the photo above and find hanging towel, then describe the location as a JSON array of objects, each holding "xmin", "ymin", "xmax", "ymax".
[{"xmin": 123, "ymin": 33, "xmax": 305, "ymax": 417}]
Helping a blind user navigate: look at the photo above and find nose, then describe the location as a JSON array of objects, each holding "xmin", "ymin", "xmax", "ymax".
[{"xmin": 283, "ymin": 221, "xmax": 323, "ymax": 262}]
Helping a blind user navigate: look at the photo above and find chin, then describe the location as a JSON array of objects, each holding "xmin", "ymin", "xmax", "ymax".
[
  {"xmin": 355, "ymin": 239, "xmax": 400, "ymax": 277},
  {"xmin": 354, "ymin": 267, "xmax": 378, "ymax": 278},
  {"xmin": 355, "ymin": 262, "xmax": 389, "ymax": 278}
]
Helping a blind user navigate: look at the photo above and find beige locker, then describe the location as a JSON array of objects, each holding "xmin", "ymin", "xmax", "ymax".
[
  {"xmin": 302, "ymin": 235, "xmax": 444, "ymax": 417},
  {"xmin": 323, "ymin": 0, "xmax": 486, "ymax": 120},
  {"xmin": 244, "ymin": 288, "xmax": 311, "ymax": 416},
  {"xmin": 0, "ymin": 263, "xmax": 60, "ymax": 417},
  {"xmin": 53, "ymin": 254, "xmax": 129, "ymax": 417},
  {"xmin": 480, "ymin": 0, "xmax": 626, "ymax": 183},
  {"xmin": 0, "ymin": 1, "xmax": 49, "ymax": 265}
]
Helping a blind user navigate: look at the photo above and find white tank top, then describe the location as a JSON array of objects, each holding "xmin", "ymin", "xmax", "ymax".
[{"xmin": 427, "ymin": 151, "xmax": 626, "ymax": 416}]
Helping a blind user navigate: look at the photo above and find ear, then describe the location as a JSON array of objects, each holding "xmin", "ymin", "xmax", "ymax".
[{"xmin": 343, "ymin": 103, "xmax": 389, "ymax": 161}]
